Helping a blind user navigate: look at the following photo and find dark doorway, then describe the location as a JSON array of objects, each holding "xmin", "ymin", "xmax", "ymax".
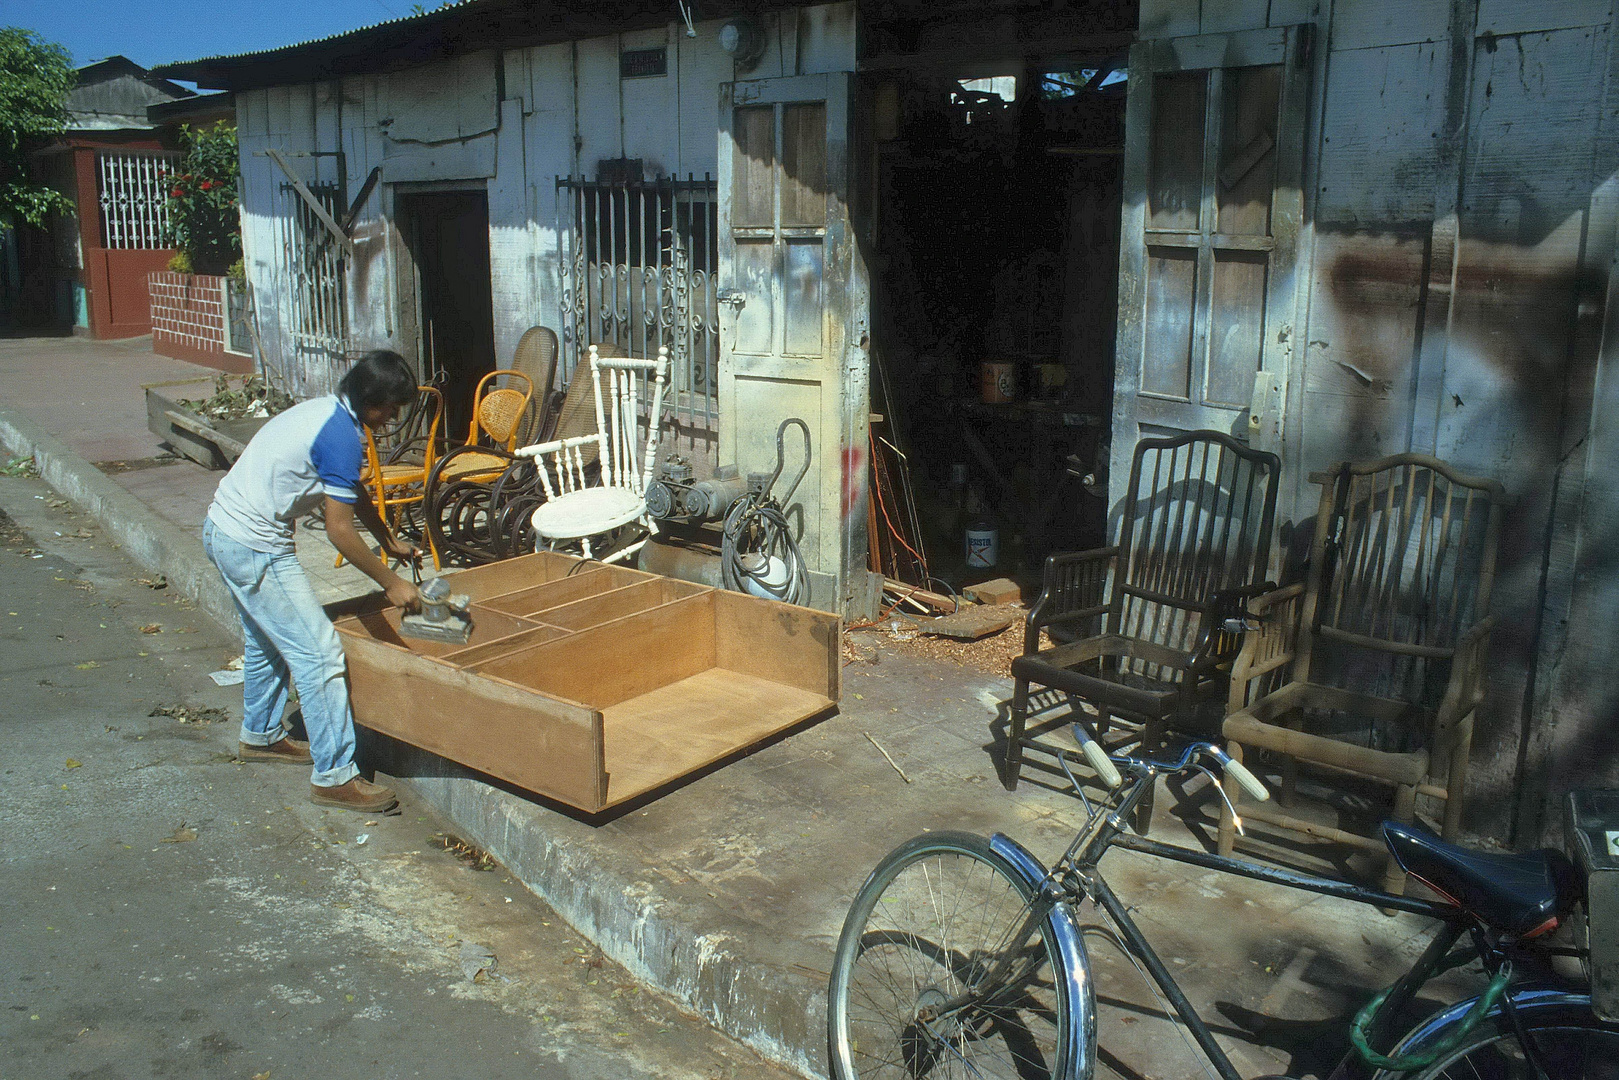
[{"xmin": 400, "ymin": 191, "xmax": 495, "ymax": 439}]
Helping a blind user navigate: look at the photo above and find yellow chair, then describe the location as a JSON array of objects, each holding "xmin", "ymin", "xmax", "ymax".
[{"xmin": 336, "ymin": 384, "xmax": 444, "ymax": 567}]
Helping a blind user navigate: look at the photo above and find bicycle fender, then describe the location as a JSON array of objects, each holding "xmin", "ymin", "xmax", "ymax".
[
  {"xmin": 1384, "ymin": 986, "xmax": 1599, "ymax": 1059},
  {"xmin": 991, "ymin": 832, "xmax": 1097, "ymax": 1080}
]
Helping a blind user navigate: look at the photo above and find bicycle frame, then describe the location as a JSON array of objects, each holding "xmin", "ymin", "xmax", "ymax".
[{"xmin": 1032, "ymin": 747, "xmax": 1466, "ymax": 1080}]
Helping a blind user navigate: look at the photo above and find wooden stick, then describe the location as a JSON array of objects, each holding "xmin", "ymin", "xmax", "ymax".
[
  {"xmin": 864, "ymin": 731, "xmax": 911, "ymax": 783},
  {"xmin": 881, "ymin": 576, "xmax": 958, "ymax": 613}
]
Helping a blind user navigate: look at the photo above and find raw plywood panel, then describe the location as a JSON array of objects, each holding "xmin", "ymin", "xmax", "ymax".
[
  {"xmin": 440, "ymin": 623, "xmax": 568, "ymax": 668},
  {"xmin": 472, "ymin": 592, "xmax": 718, "ymax": 709},
  {"xmin": 1315, "ymin": 42, "xmax": 1445, "ymax": 227},
  {"xmin": 535, "ymin": 578, "xmax": 694, "ymax": 632},
  {"xmin": 620, "ymin": 25, "xmax": 679, "ymax": 175},
  {"xmin": 1330, "ymin": 0, "xmax": 1450, "ymax": 50},
  {"xmin": 341, "ymin": 632, "xmax": 606, "ymax": 811},
  {"xmin": 335, "ymin": 606, "xmax": 538, "ymax": 660},
  {"xmin": 713, "ymin": 590, "xmax": 840, "ymax": 700},
  {"xmin": 1477, "ymin": 0, "xmax": 1612, "ymax": 35},
  {"xmin": 602, "ymin": 668, "xmax": 831, "ymax": 803},
  {"xmin": 481, "ymin": 568, "xmax": 643, "ymax": 617},
  {"xmin": 451, "ymin": 551, "xmax": 585, "ymax": 601}
]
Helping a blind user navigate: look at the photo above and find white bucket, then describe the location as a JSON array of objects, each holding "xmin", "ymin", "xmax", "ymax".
[{"xmin": 965, "ymin": 522, "xmax": 998, "ymax": 569}]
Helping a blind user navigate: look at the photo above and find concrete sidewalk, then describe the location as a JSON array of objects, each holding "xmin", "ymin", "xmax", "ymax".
[{"xmin": 0, "ymin": 335, "xmax": 1454, "ymax": 1080}]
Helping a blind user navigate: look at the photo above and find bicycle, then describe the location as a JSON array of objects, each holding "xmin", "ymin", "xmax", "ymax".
[{"xmin": 828, "ymin": 730, "xmax": 1615, "ymax": 1080}]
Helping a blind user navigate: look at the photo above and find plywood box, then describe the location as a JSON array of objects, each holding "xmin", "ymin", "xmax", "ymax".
[{"xmin": 328, "ymin": 552, "xmax": 841, "ymax": 813}]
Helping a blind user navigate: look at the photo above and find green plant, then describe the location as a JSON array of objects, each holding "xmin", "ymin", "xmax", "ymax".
[
  {"xmin": 166, "ymin": 250, "xmax": 193, "ymax": 274},
  {"xmin": 0, "ymin": 28, "xmax": 75, "ymax": 228},
  {"xmin": 162, "ymin": 120, "xmax": 240, "ymax": 275},
  {"xmin": 226, "ymin": 256, "xmax": 245, "ymax": 281}
]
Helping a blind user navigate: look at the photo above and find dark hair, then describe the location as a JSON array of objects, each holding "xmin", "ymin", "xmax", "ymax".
[{"xmin": 339, "ymin": 350, "xmax": 416, "ymax": 413}]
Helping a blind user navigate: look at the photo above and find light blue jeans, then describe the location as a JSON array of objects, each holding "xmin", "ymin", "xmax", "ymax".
[{"xmin": 203, "ymin": 516, "xmax": 359, "ymax": 788}]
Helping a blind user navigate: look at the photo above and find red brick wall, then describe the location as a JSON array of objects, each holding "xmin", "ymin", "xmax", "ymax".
[{"xmin": 147, "ymin": 271, "xmax": 252, "ymax": 374}]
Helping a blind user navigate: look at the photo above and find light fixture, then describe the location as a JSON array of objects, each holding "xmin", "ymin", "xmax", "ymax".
[{"xmin": 719, "ymin": 17, "xmax": 766, "ymax": 68}]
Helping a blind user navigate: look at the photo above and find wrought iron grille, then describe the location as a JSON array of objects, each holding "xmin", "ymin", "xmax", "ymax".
[
  {"xmin": 96, "ymin": 153, "xmax": 176, "ymax": 250},
  {"xmin": 556, "ymin": 174, "xmax": 719, "ymax": 432},
  {"xmin": 278, "ymin": 181, "xmax": 347, "ymax": 355}
]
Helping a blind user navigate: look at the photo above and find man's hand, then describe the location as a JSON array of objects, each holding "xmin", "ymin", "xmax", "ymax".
[
  {"xmin": 381, "ymin": 533, "xmax": 420, "ymax": 562},
  {"xmin": 385, "ymin": 578, "xmax": 422, "ymax": 613}
]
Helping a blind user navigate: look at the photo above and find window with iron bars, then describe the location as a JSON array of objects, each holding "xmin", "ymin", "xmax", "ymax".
[
  {"xmin": 278, "ymin": 181, "xmax": 348, "ymax": 354},
  {"xmin": 556, "ymin": 174, "xmax": 719, "ymax": 436},
  {"xmin": 97, "ymin": 153, "xmax": 177, "ymax": 250}
]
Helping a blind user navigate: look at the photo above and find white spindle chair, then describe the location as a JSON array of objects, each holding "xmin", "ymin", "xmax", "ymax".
[{"xmin": 514, "ymin": 345, "xmax": 669, "ymax": 563}]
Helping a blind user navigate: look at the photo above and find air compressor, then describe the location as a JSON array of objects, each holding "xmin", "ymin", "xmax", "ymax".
[{"xmin": 638, "ymin": 418, "xmax": 811, "ymax": 605}]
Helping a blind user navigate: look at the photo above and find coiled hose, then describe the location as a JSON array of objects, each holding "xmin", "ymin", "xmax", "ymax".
[{"xmin": 720, "ymin": 418, "xmax": 811, "ymax": 605}]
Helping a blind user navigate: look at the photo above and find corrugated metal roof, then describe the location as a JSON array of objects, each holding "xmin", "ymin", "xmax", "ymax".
[
  {"xmin": 155, "ymin": 0, "xmax": 487, "ymax": 70},
  {"xmin": 152, "ymin": 0, "xmax": 802, "ymax": 90}
]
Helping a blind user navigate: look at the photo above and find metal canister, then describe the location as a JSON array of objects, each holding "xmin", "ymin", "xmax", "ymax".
[{"xmin": 980, "ymin": 360, "xmax": 1016, "ymax": 404}]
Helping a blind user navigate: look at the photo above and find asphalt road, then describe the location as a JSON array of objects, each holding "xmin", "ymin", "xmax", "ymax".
[{"xmin": 0, "ymin": 471, "xmax": 792, "ymax": 1080}]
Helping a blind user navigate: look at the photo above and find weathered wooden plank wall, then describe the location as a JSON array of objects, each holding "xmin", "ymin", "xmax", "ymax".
[
  {"xmin": 238, "ymin": 4, "xmax": 856, "ymax": 399},
  {"xmin": 1135, "ymin": 0, "xmax": 1619, "ymax": 841}
]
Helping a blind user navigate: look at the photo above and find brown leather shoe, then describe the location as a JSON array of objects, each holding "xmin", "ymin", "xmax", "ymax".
[
  {"xmin": 311, "ymin": 776, "xmax": 397, "ymax": 813},
  {"xmin": 238, "ymin": 736, "xmax": 313, "ymax": 764}
]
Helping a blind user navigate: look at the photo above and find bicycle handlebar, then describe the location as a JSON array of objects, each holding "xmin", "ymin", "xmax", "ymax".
[{"xmin": 1077, "ymin": 734, "xmax": 1270, "ymax": 802}]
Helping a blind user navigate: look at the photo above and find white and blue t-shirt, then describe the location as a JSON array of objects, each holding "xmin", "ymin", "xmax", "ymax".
[{"xmin": 206, "ymin": 394, "xmax": 364, "ymax": 554}]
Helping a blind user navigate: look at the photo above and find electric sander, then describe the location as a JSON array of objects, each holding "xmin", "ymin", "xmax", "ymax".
[{"xmin": 398, "ymin": 564, "xmax": 473, "ymax": 645}]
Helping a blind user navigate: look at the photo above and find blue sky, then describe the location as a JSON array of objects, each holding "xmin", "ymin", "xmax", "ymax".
[{"xmin": 4, "ymin": 0, "xmax": 413, "ymax": 73}]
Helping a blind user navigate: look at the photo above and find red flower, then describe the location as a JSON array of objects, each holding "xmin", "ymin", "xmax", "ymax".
[
  {"xmin": 171, "ymin": 188, "xmax": 184, "ymax": 198},
  {"xmin": 199, "ymin": 181, "xmax": 214, "ymax": 191}
]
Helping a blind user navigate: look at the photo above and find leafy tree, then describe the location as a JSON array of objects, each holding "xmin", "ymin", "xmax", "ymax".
[
  {"xmin": 162, "ymin": 120, "xmax": 240, "ymax": 275},
  {"xmin": 0, "ymin": 27, "xmax": 74, "ymax": 228}
]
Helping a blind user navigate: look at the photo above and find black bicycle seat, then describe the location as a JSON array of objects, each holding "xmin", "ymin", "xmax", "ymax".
[{"xmin": 1381, "ymin": 821, "xmax": 1577, "ymax": 937}]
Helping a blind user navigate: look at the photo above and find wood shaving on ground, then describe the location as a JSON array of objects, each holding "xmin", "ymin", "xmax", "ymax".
[{"xmin": 852, "ymin": 617, "xmax": 1055, "ymax": 678}]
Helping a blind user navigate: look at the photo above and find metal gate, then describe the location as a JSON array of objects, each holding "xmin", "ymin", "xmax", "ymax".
[
  {"xmin": 278, "ymin": 180, "xmax": 348, "ymax": 357},
  {"xmin": 556, "ymin": 174, "xmax": 720, "ymax": 433}
]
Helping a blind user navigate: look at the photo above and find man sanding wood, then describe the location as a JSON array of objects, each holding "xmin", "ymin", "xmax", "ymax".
[{"xmin": 202, "ymin": 351, "xmax": 423, "ymax": 813}]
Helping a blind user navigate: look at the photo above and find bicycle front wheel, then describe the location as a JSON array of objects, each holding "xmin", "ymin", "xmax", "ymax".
[
  {"xmin": 1378, "ymin": 1008, "xmax": 1619, "ymax": 1080},
  {"xmin": 828, "ymin": 831, "xmax": 1074, "ymax": 1080}
]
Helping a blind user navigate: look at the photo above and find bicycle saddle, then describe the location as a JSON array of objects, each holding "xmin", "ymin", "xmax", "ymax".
[{"xmin": 1381, "ymin": 820, "xmax": 1578, "ymax": 937}]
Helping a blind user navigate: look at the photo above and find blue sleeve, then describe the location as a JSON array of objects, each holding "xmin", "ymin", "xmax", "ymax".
[{"xmin": 310, "ymin": 406, "xmax": 363, "ymax": 504}]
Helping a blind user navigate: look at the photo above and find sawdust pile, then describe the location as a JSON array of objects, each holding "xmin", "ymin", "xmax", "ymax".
[{"xmin": 850, "ymin": 614, "xmax": 1054, "ymax": 678}]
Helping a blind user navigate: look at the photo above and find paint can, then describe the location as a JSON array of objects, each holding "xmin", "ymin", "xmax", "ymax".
[
  {"xmin": 980, "ymin": 360, "xmax": 1016, "ymax": 404},
  {"xmin": 965, "ymin": 521, "xmax": 999, "ymax": 569}
]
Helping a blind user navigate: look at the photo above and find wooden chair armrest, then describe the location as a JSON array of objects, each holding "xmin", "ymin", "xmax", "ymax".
[
  {"xmin": 1226, "ymin": 585, "xmax": 1306, "ymax": 711},
  {"xmin": 1436, "ymin": 613, "xmax": 1498, "ymax": 728},
  {"xmin": 1024, "ymin": 547, "xmax": 1118, "ymax": 653}
]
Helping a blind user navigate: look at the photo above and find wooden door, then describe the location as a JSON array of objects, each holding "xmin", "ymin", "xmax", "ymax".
[
  {"xmin": 1110, "ymin": 26, "xmax": 1310, "ymax": 521},
  {"xmin": 718, "ymin": 74, "xmax": 872, "ymax": 615}
]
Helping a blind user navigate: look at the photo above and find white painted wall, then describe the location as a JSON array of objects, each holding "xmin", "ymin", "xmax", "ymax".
[{"xmin": 237, "ymin": 2, "xmax": 856, "ymax": 394}]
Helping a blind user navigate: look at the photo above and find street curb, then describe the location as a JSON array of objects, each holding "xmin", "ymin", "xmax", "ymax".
[
  {"xmin": 0, "ymin": 405, "xmax": 242, "ymax": 644},
  {"xmin": 1, "ymin": 403, "xmax": 827, "ymax": 1078}
]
